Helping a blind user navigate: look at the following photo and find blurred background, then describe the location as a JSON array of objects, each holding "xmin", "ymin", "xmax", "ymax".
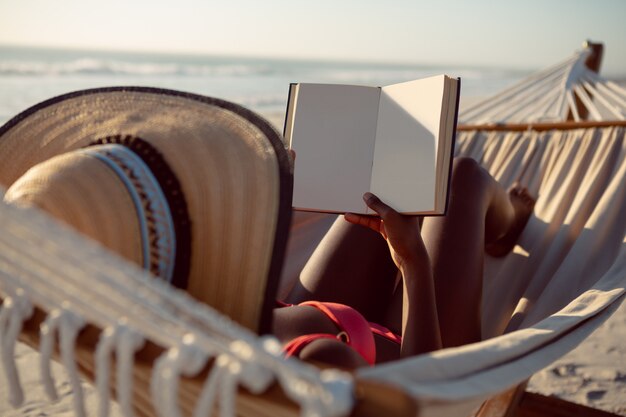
[{"xmin": 1, "ymin": 0, "xmax": 625, "ymax": 128}]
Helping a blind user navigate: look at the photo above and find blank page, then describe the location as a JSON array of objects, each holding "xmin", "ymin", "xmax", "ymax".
[
  {"xmin": 290, "ymin": 84, "xmax": 380, "ymax": 213},
  {"xmin": 370, "ymin": 76, "xmax": 445, "ymax": 213}
]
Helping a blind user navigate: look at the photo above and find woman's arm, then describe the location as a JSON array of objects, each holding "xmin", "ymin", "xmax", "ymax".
[
  {"xmin": 398, "ymin": 257, "xmax": 442, "ymax": 356},
  {"xmin": 345, "ymin": 193, "xmax": 442, "ymax": 356}
]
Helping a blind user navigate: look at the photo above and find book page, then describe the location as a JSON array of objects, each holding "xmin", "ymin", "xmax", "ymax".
[
  {"xmin": 370, "ymin": 76, "xmax": 445, "ymax": 213},
  {"xmin": 289, "ymin": 83, "xmax": 380, "ymax": 213}
]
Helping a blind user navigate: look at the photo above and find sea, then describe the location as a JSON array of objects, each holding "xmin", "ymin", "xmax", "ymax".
[{"xmin": 0, "ymin": 45, "xmax": 533, "ymax": 128}]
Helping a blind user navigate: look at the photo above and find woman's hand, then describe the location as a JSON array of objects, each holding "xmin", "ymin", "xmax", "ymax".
[
  {"xmin": 346, "ymin": 193, "xmax": 441, "ymax": 355},
  {"xmin": 344, "ymin": 193, "xmax": 428, "ymax": 273}
]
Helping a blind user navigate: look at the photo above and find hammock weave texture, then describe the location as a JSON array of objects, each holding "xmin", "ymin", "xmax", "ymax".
[
  {"xmin": 460, "ymin": 47, "xmax": 626, "ymax": 124},
  {"xmin": 355, "ymin": 125, "xmax": 626, "ymax": 416}
]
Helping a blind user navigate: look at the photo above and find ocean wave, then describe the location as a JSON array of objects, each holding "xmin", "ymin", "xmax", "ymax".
[
  {"xmin": 306, "ymin": 67, "xmax": 525, "ymax": 85},
  {"xmin": 236, "ymin": 94, "xmax": 287, "ymax": 108},
  {"xmin": 0, "ymin": 56, "xmax": 529, "ymax": 82},
  {"xmin": 0, "ymin": 58, "xmax": 275, "ymax": 77}
]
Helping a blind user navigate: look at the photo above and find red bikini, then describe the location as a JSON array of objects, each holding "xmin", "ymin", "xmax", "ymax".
[{"xmin": 280, "ymin": 301, "xmax": 401, "ymax": 366}]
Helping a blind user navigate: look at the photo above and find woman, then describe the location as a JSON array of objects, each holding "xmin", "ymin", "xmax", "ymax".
[{"xmin": 273, "ymin": 156, "xmax": 535, "ymax": 369}]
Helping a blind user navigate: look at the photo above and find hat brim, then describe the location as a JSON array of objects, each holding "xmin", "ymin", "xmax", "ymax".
[{"xmin": 0, "ymin": 87, "xmax": 293, "ymax": 334}]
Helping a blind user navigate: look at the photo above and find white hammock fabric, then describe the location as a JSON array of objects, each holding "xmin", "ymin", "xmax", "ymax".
[
  {"xmin": 281, "ymin": 125, "xmax": 625, "ymax": 416},
  {"xmin": 460, "ymin": 46, "xmax": 626, "ymax": 125},
  {"xmin": 360, "ymin": 124, "xmax": 626, "ymax": 414}
]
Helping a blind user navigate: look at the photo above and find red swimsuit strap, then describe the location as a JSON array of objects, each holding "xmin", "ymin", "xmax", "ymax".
[
  {"xmin": 369, "ymin": 322, "xmax": 402, "ymax": 344},
  {"xmin": 299, "ymin": 301, "xmax": 376, "ymax": 365}
]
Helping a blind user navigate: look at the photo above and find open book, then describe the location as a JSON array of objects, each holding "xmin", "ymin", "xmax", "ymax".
[{"xmin": 284, "ymin": 74, "xmax": 460, "ymax": 215}]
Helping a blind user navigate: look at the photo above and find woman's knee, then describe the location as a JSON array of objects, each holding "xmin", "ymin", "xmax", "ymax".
[
  {"xmin": 451, "ymin": 157, "xmax": 483, "ymax": 184},
  {"xmin": 446, "ymin": 157, "xmax": 497, "ymax": 213},
  {"xmin": 450, "ymin": 157, "xmax": 492, "ymax": 196}
]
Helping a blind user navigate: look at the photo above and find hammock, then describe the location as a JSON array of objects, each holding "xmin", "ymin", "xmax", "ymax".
[
  {"xmin": 280, "ymin": 41, "xmax": 626, "ymax": 416},
  {"xmin": 282, "ymin": 124, "xmax": 626, "ymax": 417},
  {"xmin": 1, "ymin": 43, "xmax": 626, "ymax": 417},
  {"xmin": 459, "ymin": 41, "xmax": 626, "ymax": 124}
]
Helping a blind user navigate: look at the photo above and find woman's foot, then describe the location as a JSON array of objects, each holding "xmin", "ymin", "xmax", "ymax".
[{"xmin": 485, "ymin": 183, "xmax": 535, "ymax": 257}]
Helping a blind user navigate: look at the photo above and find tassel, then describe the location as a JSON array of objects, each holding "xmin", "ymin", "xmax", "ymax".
[
  {"xmin": 58, "ymin": 307, "xmax": 86, "ymax": 417},
  {"xmin": 151, "ymin": 334, "xmax": 207, "ymax": 417},
  {"xmin": 193, "ymin": 338, "xmax": 275, "ymax": 417},
  {"xmin": 229, "ymin": 338, "xmax": 274, "ymax": 394},
  {"xmin": 0, "ymin": 291, "xmax": 33, "ymax": 407},
  {"xmin": 95, "ymin": 326, "xmax": 118, "ymax": 417},
  {"xmin": 40, "ymin": 309, "xmax": 62, "ymax": 400},
  {"xmin": 116, "ymin": 321, "xmax": 145, "ymax": 417},
  {"xmin": 218, "ymin": 357, "xmax": 239, "ymax": 417},
  {"xmin": 192, "ymin": 355, "xmax": 227, "ymax": 417}
]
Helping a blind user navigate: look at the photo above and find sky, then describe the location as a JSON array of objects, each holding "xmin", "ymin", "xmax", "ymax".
[{"xmin": 1, "ymin": 0, "xmax": 625, "ymax": 76}]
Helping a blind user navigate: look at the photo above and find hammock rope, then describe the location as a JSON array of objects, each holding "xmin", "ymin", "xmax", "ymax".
[
  {"xmin": 0, "ymin": 290, "xmax": 33, "ymax": 407},
  {"xmin": 460, "ymin": 45, "xmax": 626, "ymax": 125}
]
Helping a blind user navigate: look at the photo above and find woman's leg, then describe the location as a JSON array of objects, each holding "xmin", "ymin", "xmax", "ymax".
[
  {"xmin": 419, "ymin": 157, "xmax": 534, "ymax": 347},
  {"xmin": 285, "ymin": 216, "xmax": 398, "ymax": 324},
  {"xmin": 285, "ymin": 157, "xmax": 534, "ymax": 345}
]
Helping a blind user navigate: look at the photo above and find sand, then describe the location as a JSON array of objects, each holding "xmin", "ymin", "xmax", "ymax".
[
  {"xmin": 0, "ymin": 342, "xmax": 122, "ymax": 417},
  {"xmin": 527, "ymin": 296, "xmax": 626, "ymax": 415}
]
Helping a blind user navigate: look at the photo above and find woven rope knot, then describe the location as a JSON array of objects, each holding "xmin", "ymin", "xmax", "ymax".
[
  {"xmin": 276, "ymin": 366, "xmax": 354, "ymax": 417},
  {"xmin": 317, "ymin": 370, "xmax": 354, "ymax": 417},
  {"xmin": 229, "ymin": 339, "xmax": 274, "ymax": 394},
  {"xmin": 151, "ymin": 333, "xmax": 208, "ymax": 417},
  {"xmin": 10, "ymin": 289, "xmax": 34, "ymax": 318}
]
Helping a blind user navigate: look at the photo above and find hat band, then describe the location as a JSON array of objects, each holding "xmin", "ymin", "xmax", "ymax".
[{"xmin": 79, "ymin": 144, "xmax": 177, "ymax": 283}]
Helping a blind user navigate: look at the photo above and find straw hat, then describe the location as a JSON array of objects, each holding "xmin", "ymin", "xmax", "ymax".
[{"xmin": 0, "ymin": 87, "xmax": 293, "ymax": 333}]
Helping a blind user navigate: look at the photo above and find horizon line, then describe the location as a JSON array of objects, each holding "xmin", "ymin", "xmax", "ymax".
[{"xmin": 0, "ymin": 42, "xmax": 540, "ymax": 74}]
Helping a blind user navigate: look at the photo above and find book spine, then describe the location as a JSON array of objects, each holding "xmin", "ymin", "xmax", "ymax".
[
  {"xmin": 443, "ymin": 77, "xmax": 462, "ymax": 216},
  {"xmin": 283, "ymin": 83, "xmax": 299, "ymax": 146}
]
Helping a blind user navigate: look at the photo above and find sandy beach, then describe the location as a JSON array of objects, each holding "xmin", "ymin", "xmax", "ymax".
[{"xmin": 527, "ymin": 297, "xmax": 626, "ymax": 415}]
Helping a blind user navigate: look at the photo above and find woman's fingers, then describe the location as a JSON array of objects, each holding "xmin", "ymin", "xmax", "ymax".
[
  {"xmin": 362, "ymin": 192, "xmax": 421, "ymax": 244},
  {"xmin": 344, "ymin": 212, "xmax": 383, "ymax": 235},
  {"xmin": 347, "ymin": 193, "xmax": 426, "ymax": 272},
  {"xmin": 363, "ymin": 192, "xmax": 403, "ymax": 227},
  {"xmin": 344, "ymin": 193, "xmax": 404, "ymax": 239},
  {"xmin": 363, "ymin": 192, "xmax": 388, "ymax": 215}
]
